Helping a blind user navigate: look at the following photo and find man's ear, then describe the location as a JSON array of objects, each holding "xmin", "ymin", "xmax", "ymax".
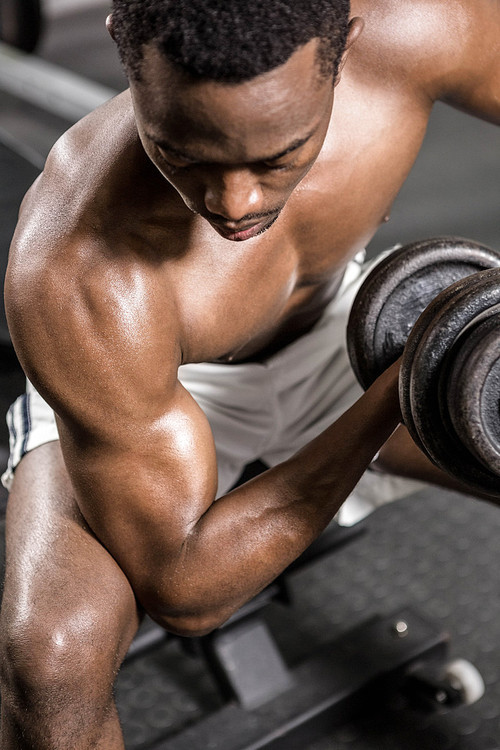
[
  {"xmin": 106, "ymin": 13, "xmax": 116, "ymax": 41},
  {"xmin": 336, "ymin": 16, "xmax": 364, "ymax": 82}
]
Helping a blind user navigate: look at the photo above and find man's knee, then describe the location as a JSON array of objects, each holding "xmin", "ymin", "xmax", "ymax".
[{"xmin": 0, "ymin": 603, "xmax": 123, "ymax": 712}]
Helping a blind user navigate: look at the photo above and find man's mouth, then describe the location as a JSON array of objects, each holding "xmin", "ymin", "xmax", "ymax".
[{"xmin": 211, "ymin": 213, "xmax": 280, "ymax": 242}]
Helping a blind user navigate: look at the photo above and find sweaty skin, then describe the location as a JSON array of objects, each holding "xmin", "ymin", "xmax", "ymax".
[{"xmin": 0, "ymin": 1, "xmax": 499, "ymax": 747}]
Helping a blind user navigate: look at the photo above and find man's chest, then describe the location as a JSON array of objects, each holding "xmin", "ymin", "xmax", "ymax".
[{"xmin": 167, "ymin": 89, "xmax": 432, "ymax": 362}]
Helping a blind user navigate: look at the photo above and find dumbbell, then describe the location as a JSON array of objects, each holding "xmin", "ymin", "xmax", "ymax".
[{"xmin": 347, "ymin": 237, "xmax": 500, "ymax": 497}]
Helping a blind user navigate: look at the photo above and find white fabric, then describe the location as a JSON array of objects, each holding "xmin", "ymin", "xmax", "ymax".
[{"xmin": 2, "ymin": 249, "xmax": 423, "ymax": 524}]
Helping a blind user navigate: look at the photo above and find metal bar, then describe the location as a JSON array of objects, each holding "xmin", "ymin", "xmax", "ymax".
[
  {"xmin": 45, "ymin": 0, "xmax": 107, "ymax": 17},
  {"xmin": 0, "ymin": 42, "xmax": 118, "ymax": 121}
]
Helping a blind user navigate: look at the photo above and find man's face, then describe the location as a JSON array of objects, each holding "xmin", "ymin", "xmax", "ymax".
[{"xmin": 130, "ymin": 39, "xmax": 335, "ymax": 241}]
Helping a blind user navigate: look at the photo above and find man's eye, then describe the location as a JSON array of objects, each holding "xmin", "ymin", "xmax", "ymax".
[
  {"xmin": 262, "ymin": 159, "xmax": 294, "ymax": 171},
  {"xmin": 158, "ymin": 148, "xmax": 192, "ymax": 169}
]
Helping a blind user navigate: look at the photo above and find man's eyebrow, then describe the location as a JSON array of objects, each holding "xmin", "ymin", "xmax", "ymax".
[
  {"xmin": 264, "ymin": 134, "xmax": 314, "ymax": 161},
  {"xmin": 146, "ymin": 137, "xmax": 198, "ymax": 162},
  {"xmin": 145, "ymin": 130, "xmax": 315, "ymax": 163}
]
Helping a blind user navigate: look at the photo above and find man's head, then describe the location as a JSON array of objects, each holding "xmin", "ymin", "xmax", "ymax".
[
  {"xmin": 108, "ymin": 1, "xmax": 362, "ymax": 241},
  {"xmin": 110, "ymin": 0, "xmax": 351, "ymax": 85}
]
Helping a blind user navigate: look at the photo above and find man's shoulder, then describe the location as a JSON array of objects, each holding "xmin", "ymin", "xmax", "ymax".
[
  {"xmin": 10, "ymin": 91, "xmax": 137, "ymax": 248},
  {"xmin": 355, "ymin": 0, "xmax": 485, "ymax": 48},
  {"xmin": 6, "ymin": 90, "xmax": 158, "ymax": 296},
  {"xmin": 5, "ymin": 187, "xmax": 182, "ymax": 425},
  {"xmin": 352, "ymin": 0, "xmax": 499, "ymax": 103}
]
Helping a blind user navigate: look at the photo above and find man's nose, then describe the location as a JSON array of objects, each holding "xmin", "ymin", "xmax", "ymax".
[{"xmin": 204, "ymin": 168, "xmax": 263, "ymax": 223}]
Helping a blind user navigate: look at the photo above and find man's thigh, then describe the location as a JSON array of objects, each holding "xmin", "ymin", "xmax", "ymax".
[{"xmin": 0, "ymin": 441, "xmax": 140, "ymax": 673}]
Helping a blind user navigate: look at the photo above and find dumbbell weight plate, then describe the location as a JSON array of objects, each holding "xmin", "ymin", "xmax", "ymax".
[
  {"xmin": 347, "ymin": 237, "xmax": 500, "ymax": 390},
  {"xmin": 400, "ymin": 269, "xmax": 500, "ymax": 496},
  {"xmin": 446, "ymin": 307, "xmax": 500, "ymax": 476}
]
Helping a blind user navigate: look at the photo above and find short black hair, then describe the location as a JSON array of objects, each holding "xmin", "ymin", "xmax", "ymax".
[{"xmin": 111, "ymin": 0, "xmax": 351, "ymax": 84}]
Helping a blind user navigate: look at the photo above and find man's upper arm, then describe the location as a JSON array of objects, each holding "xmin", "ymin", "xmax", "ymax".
[
  {"xmin": 435, "ymin": 0, "xmax": 500, "ymax": 123},
  {"xmin": 360, "ymin": 0, "xmax": 500, "ymax": 123},
  {"xmin": 6, "ymin": 235, "xmax": 218, "ymax": 599},
  {"xmin": 55, "ymin": 379, "xmax": 219, "ymax": 600}
]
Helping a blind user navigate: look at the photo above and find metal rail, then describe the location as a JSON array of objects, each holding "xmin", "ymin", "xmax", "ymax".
[{"xmin": 0, "ymin": 41, "xmax": 118, "ymax": 122}]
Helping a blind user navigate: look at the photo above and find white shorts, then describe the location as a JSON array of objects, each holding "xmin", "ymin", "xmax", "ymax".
[{"xmin": 2, "ymin": 250, "xmax": 422, "ymax": 525}]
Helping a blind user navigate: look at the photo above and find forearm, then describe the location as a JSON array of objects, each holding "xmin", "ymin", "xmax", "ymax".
[
  {"xmin": 375, "ymin": 424, "xmax": 500, "ymax": 504},
  {"xmin": 148, "ymin": 365, "xmax": 401, "ymax": 634}
]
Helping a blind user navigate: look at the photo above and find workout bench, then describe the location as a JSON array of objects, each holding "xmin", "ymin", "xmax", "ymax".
[{"xmin": 124, "ymin": 514, "xmax": 482, "ymax": 750}]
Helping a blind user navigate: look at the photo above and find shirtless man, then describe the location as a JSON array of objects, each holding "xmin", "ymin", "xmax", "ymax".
[{"xmin": 0, "ymin": 0, "xmax": 499, "ymax": 746}]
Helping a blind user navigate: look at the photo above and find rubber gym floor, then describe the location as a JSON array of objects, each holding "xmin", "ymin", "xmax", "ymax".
[{"xmin": 1, "ymin": 2, "xmax": 500, "ymax": 748}]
